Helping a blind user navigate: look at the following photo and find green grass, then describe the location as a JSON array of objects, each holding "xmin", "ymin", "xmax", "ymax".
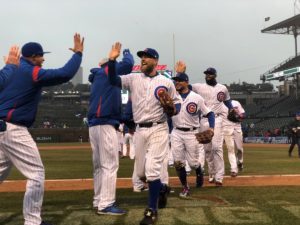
[
  {"xmin": 6, "ymin": 143, "xmax": 300, "ymax": 180},
  {"xmin": 1, "ymin": 187, "xmax": 300, "ymax": 225},
  {"xmin": 2, "ymin": 143, "xmax": 300, "ymax": 225}
]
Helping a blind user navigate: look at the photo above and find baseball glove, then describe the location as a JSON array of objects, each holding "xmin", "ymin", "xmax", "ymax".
[
  {"xmin": 227, "ymin": 109, "xmax": 242, "ymax": 123},
  {"xmin": 195, "ymin": 129, "xmax": 214, "ymax": 144},
  {"xmin": 158, "ymin": 90, "xmax": 175, "ymax": 117}
]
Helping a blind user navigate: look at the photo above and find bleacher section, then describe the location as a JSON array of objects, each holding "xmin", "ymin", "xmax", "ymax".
[
  {"xmin": 33, "ymin": 101, "xmax": 88, "ymax": 128},
  {"xmin": 263, "ymin": 54, "xmax": 300, "ymax": 75}
]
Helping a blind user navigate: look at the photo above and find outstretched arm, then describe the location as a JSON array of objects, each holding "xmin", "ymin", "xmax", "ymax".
[
  {"xmin": 108, "ymin": 42, "xmax": 122, "ymax": 87},
  {"xmin": 34, "ymin": 33, "xmax": 84, "ymax": 86}
]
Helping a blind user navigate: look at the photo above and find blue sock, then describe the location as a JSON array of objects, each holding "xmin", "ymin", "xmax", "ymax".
[{"xmin": 148, "ymin": 179, "xmax": 162, "ymax": 211}]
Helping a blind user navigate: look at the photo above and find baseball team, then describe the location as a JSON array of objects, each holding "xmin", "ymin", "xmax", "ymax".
[{"xmin": 0, "ymin": 36, "xmax": 246, "ymax": 225}]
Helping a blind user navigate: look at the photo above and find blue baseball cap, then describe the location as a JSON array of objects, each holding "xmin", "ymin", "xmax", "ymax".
[
  {"xmin": 21, "ymin": 42, "xmax": 50, "ymax": 57},
  {"xmin": 172, "ymin": 73, "xmax": 189, "ymax": 82},
  {"xmin": 137, "ymin": 48, "xmax": 159, "ymax": 59},
  {"xmin": 296, "ymin": 111, "xmax": 300, "ymax": 116},
  {"xmin": 204, "ymin": 67, "xmax": 217, "ymax": 75}
]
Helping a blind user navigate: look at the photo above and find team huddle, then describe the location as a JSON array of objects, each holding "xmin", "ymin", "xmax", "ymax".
[{"xmin": 0, "ymin": 36, "xmax": 245, "ymax": 225}]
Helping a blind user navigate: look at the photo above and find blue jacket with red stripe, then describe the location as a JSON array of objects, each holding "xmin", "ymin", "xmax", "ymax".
[
  {"xmin": 87, "ymin": 50, "xmax": 134, "ymax": 127},
  {"xmin": 0, "ymin": 52, "xmax": 82, "ymax": 127}
]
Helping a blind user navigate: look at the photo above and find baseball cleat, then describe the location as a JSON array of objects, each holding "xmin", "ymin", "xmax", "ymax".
[
  {"xmin": 158, "ymin": 184, "xmax": 171, "ymax": 208},
  {"xmin": 179, "ymin": 186, "xmax": 190, "ymax": 199},
  {"xmin": 97, "ymin": 206, "xmax": 126, "ymax": 215},
  {"xmin": 133, "ymin": 186, "xmax": 149, "ymax": 192},
  {"xmin": 230, "ymin": 172, "xmax": 238, "ymax": 177},
  {"xmin": 215, "ymin": 180, "xmax": 223, "ymax": 187},
  {"xmin": 208, "ymin": 174, "xmax": 215, "ymax": 183},
  {"xmin": 140, "ymin": 208, "xmax": 158, "ymax": 225}
]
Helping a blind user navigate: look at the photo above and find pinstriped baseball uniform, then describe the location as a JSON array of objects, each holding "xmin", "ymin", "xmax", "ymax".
[
  {"xmin": 121, "ymin": 73, "xmax": 180, "ymax": 181},
  {"xmin": 0, "ymin": 44, "xmax": 82, "ymax": 225},
  {"xmin": 223, "ymin": 100, "xmax": 245, "ymax": 173},
  {"xmin": 192, "ymin": 83, "xmax": 230, "ymax": 183},
  {"xmin": 171, "ymin": 91, "xmax": 211, "ymax": 169},
  {"xmin": 89, "ymin": 125, "xmax": 119, "ymax": 209}
]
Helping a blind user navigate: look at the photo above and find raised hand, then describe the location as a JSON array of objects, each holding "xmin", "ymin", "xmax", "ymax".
[
  {"xmin": 69, "ymin": 33, "xmax": 84, "ymax": 53},
  {"xmin": 175, "ymin": 60, "xmax": 186, "ymax": 73},
  {"xmin": 109, "ymin": 42, "xmax": 122, "ymax": 61},
  {"xmin": 3, "ymin": 45, "xmax": 20, "ymax": 66}
]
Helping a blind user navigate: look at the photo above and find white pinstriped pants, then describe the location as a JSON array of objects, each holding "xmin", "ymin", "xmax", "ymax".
[
  {"xmin": 200, "ymin": 117, "xmax": 224, "ymax": 182},
  {"xmin": 89, "ymin": 125, "xmax": 119, "ymax": 210},
  {"xmin": 134, "ymin": 122, "xmax": 169, "ymax": 181},
  {"xmin": 0, "ymin": 123, "xmax": 44, "ymax": 225}
]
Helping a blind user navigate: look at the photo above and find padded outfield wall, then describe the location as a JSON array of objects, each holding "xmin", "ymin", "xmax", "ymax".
[{"xmin": 29, "ymin": 128, "xmax": 89, "ymax": 143}]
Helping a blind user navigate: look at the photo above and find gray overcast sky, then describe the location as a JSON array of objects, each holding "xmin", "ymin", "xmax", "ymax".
[{"xmin": 0, "ymin": 0, "xmax": 297, "ymax": 84}]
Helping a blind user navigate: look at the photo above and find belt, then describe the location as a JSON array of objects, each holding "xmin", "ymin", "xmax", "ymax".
[
  {"xmin": 137, "ymin": 121, "xmax": 164, "ymax": 128},
  {"xmin": 175, "ymin": 127, "xmax": 198, "ymax": 132}
]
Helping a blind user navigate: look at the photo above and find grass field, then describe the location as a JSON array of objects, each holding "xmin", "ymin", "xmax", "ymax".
[
  {"xmin": 6, "ymin": 143, "xmax": 300, "ymax": 179},
  {"xmin": 1, "ymin": 143, "xmax": 300, "ymax": 225}
]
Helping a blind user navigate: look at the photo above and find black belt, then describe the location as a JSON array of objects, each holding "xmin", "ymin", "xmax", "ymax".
[
  {"xmin": 138, "ymin": 121, "xmax": 164, "ymax": 128},
  {"xmin": 176, "ymin": 127, "xmax": 197, "ymax": 132}
]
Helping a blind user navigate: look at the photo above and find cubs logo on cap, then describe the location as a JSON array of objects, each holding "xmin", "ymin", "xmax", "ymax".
[
  {"xmin": 154, "ymin": 86, "xmax": 168, "ymax": 100},
  {"xmin": 186, "ymin": 102, "xmax": 197, "ymax": 114}
]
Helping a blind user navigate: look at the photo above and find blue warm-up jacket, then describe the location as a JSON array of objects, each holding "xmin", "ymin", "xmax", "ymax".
[
  {"xmin": 87, "ymin": 50, "xmax": 134, "ymax": 127},
  {"xmin": 0, "ymin": 64, "xmax": 18, "ymax": 90},
  {"xmin": 0, "ymin": 53, "xmax": 82, "ymax": 127}
]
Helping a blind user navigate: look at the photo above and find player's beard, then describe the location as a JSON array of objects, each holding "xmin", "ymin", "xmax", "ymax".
[
  {"xmin": 205, "ymin": 78, "xmax": 217, "ymax": 86},
  {"xmin": 141, "ymin": 64, "xmax": 155, "ymax": 75}
]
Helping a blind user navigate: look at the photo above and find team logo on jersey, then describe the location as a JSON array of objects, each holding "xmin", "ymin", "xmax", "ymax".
[
  {"xmin": 217, "ymin": 91, "xmax": 226, "ymax": 102},
  {"xmin": 186, "ymin": 102, "xmax": 197, "ymax": 114},
  {"xmin": 154, "ymin": 86, "xmax": 168, "ymax": 100}
]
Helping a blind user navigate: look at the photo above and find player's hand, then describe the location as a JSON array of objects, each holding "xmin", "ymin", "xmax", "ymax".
[
  {"xmin": 69, "ymin": 33, "xmax": 84, "ymax": 53},
  {"xmin": 175, "ymin": 60, "xmax": 186, "ymax": 73},
  {"xmin": 3, "ymin": 45, "xmax": 20, "ymax": 66},
  {"xmin": 109, "ymin": 42, "xmax": 121, "ymax": 61}
]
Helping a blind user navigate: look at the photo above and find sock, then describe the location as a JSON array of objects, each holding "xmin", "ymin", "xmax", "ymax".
[
  {"xmin": 176, "ymin": 167, "xmax": 187, "ymax": 186},
  {"xmin": 148, "ymin": 179, "xmax": 162, "ymax": 211}
]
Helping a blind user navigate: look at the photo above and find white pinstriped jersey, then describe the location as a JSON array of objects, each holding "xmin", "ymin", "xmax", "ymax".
[
  {"xmin": 172, "ymin": 91, "xmax": 211, "ymax": 128},
  {"xmin": 121, "ymin": 73, "xmax": 181, "ymax": 123},
  {"xmin": 192, "ymin": 83, "xmax": 230, "ymax": 115}
]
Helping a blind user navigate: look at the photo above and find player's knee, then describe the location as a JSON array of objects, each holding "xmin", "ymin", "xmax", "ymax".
[{"xmin": 174, "ymin": 161, "xmax": 185, "ymax": 170}]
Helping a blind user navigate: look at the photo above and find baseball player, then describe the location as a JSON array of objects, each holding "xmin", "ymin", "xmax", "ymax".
[
  {"xmin": 223, "ymin": 100, "xmax": 245, "ymax": 176},
  {"xmin": 170, "ymin": 72, "xmax": 215, "ymax": 198},
  {"xmin": 0, "ymin": 34, "xmax": 84, "ymax": 225},
  {"xmin": 108, "ymin": 43, "xmax": 181, "ymax": 225},
  {"xmin": 88, "ymin": 45, "xmax": 134, "ymax": 215},
  {"xmin": 176, "ymin": 61, "xmax": 232, "ymax": 187},
  {"xmin": 287, "ymin": 111, "xmax": 300, "ymax": 157}
]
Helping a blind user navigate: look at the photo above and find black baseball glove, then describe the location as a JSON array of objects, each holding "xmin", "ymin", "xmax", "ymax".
[{"xmin": 227, "ymin": 109, "xmax": 242, "ymax": 123}]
